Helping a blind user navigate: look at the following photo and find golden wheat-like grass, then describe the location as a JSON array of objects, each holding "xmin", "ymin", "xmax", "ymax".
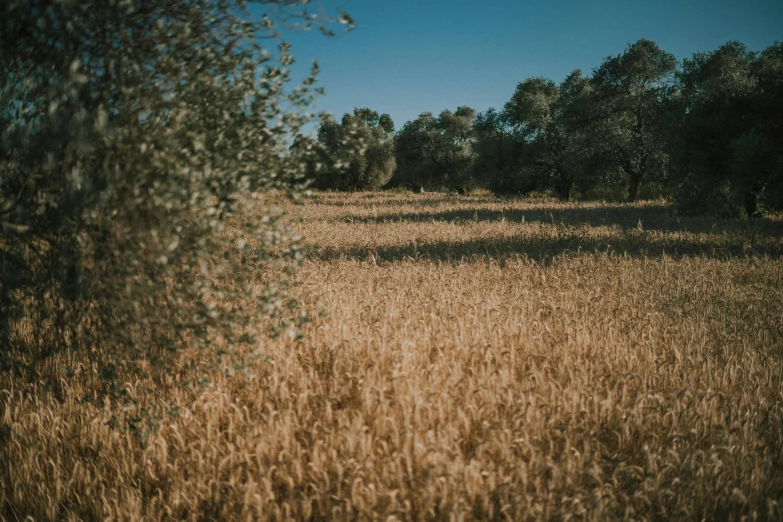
[{"xmin": 2, "ymin": 192, "xmax": 782, "ymax": 520}]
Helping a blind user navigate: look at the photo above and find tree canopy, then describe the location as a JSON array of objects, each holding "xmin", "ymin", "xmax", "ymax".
[
  {"xmin": 676, "ymin": 41, "xmax": 783, "ymax": 216},
  {"xmin": 313, "ymin": 108, "xmax": 396, "ymax": 190},
  {"xmin": 391, "ymin": 107, "xmax": 476, "ymax": 191}
]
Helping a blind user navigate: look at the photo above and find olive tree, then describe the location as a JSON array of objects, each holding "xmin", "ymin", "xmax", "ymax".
[
  {"xmin": 502, "ymin": 71, "xmax": 596, "ymax": 200},
  {"xmin": 313, "ymin": 108, "xmax": 396, "ymax": 190},
  {"xmin": 0, "ymin": 1, "xmax": 346, "ymax": 381},
  {"xmin": 470, "ymin": 108, "xmax": 532, "ymax": 195},
  {"xmin": 748, "ymin": 42, "xmax": 783, "ymax": 212},
  {"xmin": 591, "ymin": 39, "xmax": 677, "ymax": 202},
  {"xmin": 391, "ymin": 106, "xmax": 476, "ymax": 191},
  {"xmin": 675, "ymin": 41, "xmax": 783, "ymax": 217}
]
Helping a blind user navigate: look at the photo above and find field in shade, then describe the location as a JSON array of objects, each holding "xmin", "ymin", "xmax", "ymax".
[{"xmin": 3, "ymin": 191, "xmax": 783, "ymax": 520}]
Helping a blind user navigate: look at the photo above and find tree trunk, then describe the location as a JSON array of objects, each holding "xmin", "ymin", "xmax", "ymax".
[
  {"xmin": 555, "ymin": 181, "xmax": 571, "ymax": 201},
  {"xmin": 627, "ymin": 173, "xmax": 641, "ymax": 203},
  {"xmin": 744, "ymin": 189, "xmax": 759, "ymax": 219},
  {"xmin": 553, "ymin": 167, "xmax": 572, "ymax": 202}
]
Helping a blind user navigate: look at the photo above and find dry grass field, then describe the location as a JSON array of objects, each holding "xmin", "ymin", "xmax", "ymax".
[{"xmin": 2, "ymin": 191, "xmax": 783, "ymax": 521}]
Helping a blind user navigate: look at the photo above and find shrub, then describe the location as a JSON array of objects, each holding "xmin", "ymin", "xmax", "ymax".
[
  {"xmin": 675, "ymin": 174, "xmax": 741, "ymax": 218},
  {"xmin": 0, "ymin": 0, "xmax": 344, "ymax": 387}
]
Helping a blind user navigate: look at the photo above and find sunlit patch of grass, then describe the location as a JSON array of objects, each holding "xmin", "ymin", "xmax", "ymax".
[{"xmin": 2, "ymin": 192, "xmax": 782, "ymax": 520}]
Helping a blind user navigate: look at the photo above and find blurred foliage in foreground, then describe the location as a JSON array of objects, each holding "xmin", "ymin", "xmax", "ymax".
[{"xmin": 0, "ymin": 0, "xmax": 347, "ymax": 389}]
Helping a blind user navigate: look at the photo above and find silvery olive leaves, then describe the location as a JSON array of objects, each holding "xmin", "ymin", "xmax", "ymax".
[{"xmin": 0, "ymin": 0, "xmax": 346, "ymax": 388}]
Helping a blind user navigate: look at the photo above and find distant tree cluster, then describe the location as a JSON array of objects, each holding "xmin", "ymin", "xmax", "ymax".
[
  {"xmin": 392, "ymin": 106, "xmax": 476, "ymax": 191},
  {"xmin": 313, "ymin": 39, "xmax": 783, "ymax": 218},
  {"xmin": 302, "ymin": 108, "xmax": 395, "ymax": 191}
]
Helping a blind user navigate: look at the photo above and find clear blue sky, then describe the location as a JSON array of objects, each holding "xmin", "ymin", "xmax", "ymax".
[{"xmin": 257, "ymin": 0, "xmax": 782, "ymax": 130}]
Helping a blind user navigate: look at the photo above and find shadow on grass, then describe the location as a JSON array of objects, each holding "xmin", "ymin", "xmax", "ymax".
[
  {"xmin": 334, "ymin": 203, "xmax": 783, "ymax": 238},
  {"xmin": 310, "ymin": 226, "xmax": 783, "ymax": 264},
  {"xmin": 307, "ymin": 192, "xmax": 460, "ymax": 209}
]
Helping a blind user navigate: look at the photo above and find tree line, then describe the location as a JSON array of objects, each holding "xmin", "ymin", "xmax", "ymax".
[{"xmin": 303, "ymin": 39, "xmax": 783, "ymax": 218}]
